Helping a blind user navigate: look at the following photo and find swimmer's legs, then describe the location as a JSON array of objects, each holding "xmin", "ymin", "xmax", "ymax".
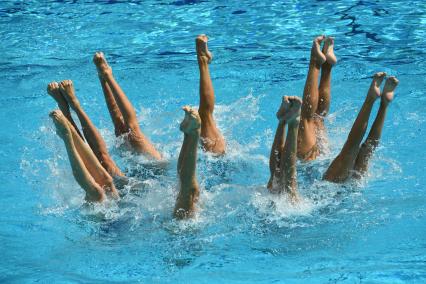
[
  {"xmin": 50, "ymin": 110, "xmax": 107, "ymax": 202},
  {"xmin": 93, "ymin": 52, "xmax": 161, "ymax": 160},
  {"xmin": 268, "ymin": 96, "xmax": 302, "ymax": 202},
  {"xmin": 47, "ymin": 82, "xmax": 84, "ymax": 140},
  {"xmin": 174, "ymin": 106, "xmax": 201, "ymax": 219},
  {"xmin": 323, "ymin": 72, "xmax": 386, "ymax": 183},
  {"xmin": 316, "ymin": 37, "xmax": 337, "ymax": 131},
  {"xmin": 353, "ymin": 76, "xmax": 399, "ymax": 176},
  {"xmin": 196, "ymin": 35, "xmax": 226, "ymax": 155},
  {"xmin": 297, "ymin": 36, "xmax": 326, "ymax": 161},
  {"xmin": 59, "ymin": 80, "xmax": 123, "ymax": 178}
]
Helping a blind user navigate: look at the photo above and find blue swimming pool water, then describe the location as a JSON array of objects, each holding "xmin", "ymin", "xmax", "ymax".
[{"xmin": 1, "ymin": 0, "xmax": 426, "ymax": 282}]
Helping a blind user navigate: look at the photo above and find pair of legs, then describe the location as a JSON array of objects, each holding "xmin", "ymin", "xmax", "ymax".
[
  {"xmin": 267, "ymin": 96, "xmax": 303, "ymax": 202},
  {"xmin": 323, "ymin": 73, "xmax": 399, "ymax": 182},
  {"xmin": 93, "ymin": 53, "xmax": 162, "ymax": 160},
  {"xmin": 195, "ymin": 35, "xmax": 226, "ymax": 155},
  {"xmin": 297, "ymin": 35, "xmax": 337, "ymax": 161},
  {"xmin": 48, "ymin": 81, "xmax": 121, "ymax": 201}
]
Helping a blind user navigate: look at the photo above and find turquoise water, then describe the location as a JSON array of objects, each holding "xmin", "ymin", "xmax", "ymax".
[{"xmin": 1, "ymin": 0, "xmax": 426, "ymax": 282}]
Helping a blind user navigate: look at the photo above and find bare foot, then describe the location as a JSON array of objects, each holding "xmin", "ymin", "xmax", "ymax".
[
  {"xmin": 367, "ymin": 72, "xmax": 387, "ymax": 101},
  {"xmin": 93, "ymin": 52, "xmax": 112, "ymax": 78},
  {"xmin": 311, "ymin": 35, "xmax": 326, "ymax": 66},
  {"xmin": 322, "ymin": 37, "xmax": 337, "ymax": 65},
  {"xmin": 276, "ymin": 96, "xmax": 302, "ymax": 124},
  {"xmin": 49, "ymin": 110, "xmax": 71, "ymax": 138},
  {"xmin": 196, "ymin": 34, "xmax": 213, "ymax": 64},
  {"xmin": 58, "ymin": 80, "xmax": 80, "ymax": 110},
  {"xmin": 47, "ymin": 82, "xmax": 70, "ymax": 113},
  {"xmin": 381, "ymin": 76, "xmax": 399, "ymax": 106},
  {"xmin": 180, "ymin": 106, "xmax": 201, "ymax": 135}
]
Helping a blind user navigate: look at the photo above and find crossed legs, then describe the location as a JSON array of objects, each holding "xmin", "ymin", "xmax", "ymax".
[
  {"xmin": 297, "ymin": 36, "xmax": 337, "ymax": 161},
  {"xmin": 268, "ymin": 96, "xmax": 302, "ymax": 202},
  {"xmin": 323, "ymin": 73, "xmax": 399, "ymax": 182},
  {"xmin": 195, "ymin": 35, "xmax": 226, "ymax": 155},
  {"xmin": 93, "ymin": 52, "xmax": 162, "ymax": 160}
]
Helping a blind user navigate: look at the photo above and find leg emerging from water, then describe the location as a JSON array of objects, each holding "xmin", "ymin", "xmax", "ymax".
[
  {"xmin": 174, "ymin": 106, "xmax": 201, "ymax": 219},
  {"xmin": 196, "ymin": 34, "xmax": 226, "ymax": 155},
  {"xmin": 93, "ymin": 52, "xmax": 161, "ymax": 160},
  {"xmin": 315, "ymin": 37, "xmax": 337, "ymax": 149},
  {"xmin": 50, "ymin": 110, "xmax": 119, "ymax": 201},
  {"xmin": 268, "ymin": 96, "xmax": 302, "ymax": 202},
  {"xmin": 323, "ymin": 72, "xmax": 387, "ymax": 183},
  {"xmin": 353, "ymin": 76, "xmax": 399, "ymax": 176},
  {"xmin": 47, "ymin": 82, "xmax": 84, "ymax": 140},
  {"xmin": 58, "ymin": 80, "xmax": 123, "ymax": 177},
  {"xmin": 297, "ymin": 35, "xmax": 326, "ymax": 161}
]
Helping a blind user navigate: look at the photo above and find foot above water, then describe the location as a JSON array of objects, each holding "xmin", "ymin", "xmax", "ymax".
[
  {"xmin": 276, "ymin": 96, "xmax": 302, "ymax": 123},
  {"xmin": 196, "ymin": 34, "xmax": 213, "ymax": 64},
  {"xmin": 322, "ymin": 36, "xmax": 337, "ymax": 65},
  {"xmin": 311, "ymin": 35, "xmax": 326, "ymax": 66},
  {"xmin": 367, "ymin": 72, "xmax": 387, "ymax": 100},
  {"xmin": 381, "ymin": 76, "xmax": 399, "ymax": 105}
]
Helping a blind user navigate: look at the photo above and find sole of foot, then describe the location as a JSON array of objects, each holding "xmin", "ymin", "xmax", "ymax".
[
  {"xmin": 312, "ymin": 35, "xmax": 327, "ymax": 66},
  {"xmin": 381, "ymin": 76, "xmax": 399, "ymax": 105},
  {"xmin": 93, "ymin": 52, "xmax": 112, "ymax": 78},
  {"xmin": 49, "ymin": 110, "xmax": 70, "ymax": 137},
  {"xmin": 368, "ymin": 72, "xmax": 387, "ymax": 100},
  {"xmin": 59, "ymin": 80, "xmax": 80, "ymax": 109},
  {"xmin": 196, "ymin": 34, "xmax": 213, "ymax": 64},
  {"xmin": 322, "ymin": 37, "xmax": 337, "ymax": 65},
  {"xmin": 276, "ymin": 96, "xmax": 302, "ymax": 123}
]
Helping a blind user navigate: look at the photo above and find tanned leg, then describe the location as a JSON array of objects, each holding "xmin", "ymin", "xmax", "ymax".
[
  {"xmin": 50, "ymin": 110, "xmax": 105, "ymax": 202},
  {"xmin": 58, "ymin": 80, "xmax": 124, "ymax": 178},
  {"xmin": 353, "ymin": 76, "xmax": 399, "ymax": 176},
  {"xmin": 268, "ymin": 96, "xmax": 302, "ymax": 202},
  {"xmin": 323, "ymin": 72, "xmax": 386, "ymax": 183},
  {"xmin": 93, "ymin": 52, "xmax": 161, "ymax": 160},
  {"xmin": 47, "ymin": 82, "xmax": 84, "ymax": 140},
  {"xmin": 315, "ymin": 37, "xmax": 337, "ymax": 147},
  {"xmin": 195, "ymin": 34, "xmax": 226, "ymax": 155},
  {"xmin": 297, "ymin": 35, "xmax": 326, "ymax": 161},
  {"xmin": 174, "ymin": 106, "xmax": 201, "ymax": 219},
  {"xmin": 97, "ymin": 75, "xmax": 128, "ymax": 137}
]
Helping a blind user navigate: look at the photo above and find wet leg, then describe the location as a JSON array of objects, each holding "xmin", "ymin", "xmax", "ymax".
[
  {"xmin": 297, "ymin": 35, "xmax": 326, "ymax": 161},
  {"xmin": 196, "ymin": 34, "xmax": 226, "ymax": 155},
  {"xmin": 93, "ymin": 52, "xmax": 161, "ymax": 160},
  {"xmin": 47, "ymin": 82, "xmax": 84, "ymax": 140},
  {"xmin": 353, "ymin": 76, "xmax": 399, "ymax": 176},
  {"xmin": 323, "ymin": 72, "xmax": 386, "ymax": 182},
  {"xmin": 59, "ymin": 80, "xmax": 123, "ymax": 178},
  {"xmin": 174, "ymin": 106, "xmax": 201, "ymax": 219},
  {"xmin": 50, "ymin": 110, "xmax": 106, "ymax": 202}
]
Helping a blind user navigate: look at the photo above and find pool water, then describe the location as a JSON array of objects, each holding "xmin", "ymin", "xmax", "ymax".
[{"xmin": 1, "ymin": 0, "xmax": 426, "ymax": 282}]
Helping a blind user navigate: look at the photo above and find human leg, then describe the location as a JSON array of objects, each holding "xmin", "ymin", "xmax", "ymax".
[
  {"xmin": 174, "ymin": 106, "xmax": 201, "ymax": 219},
  {"xmin": 323, "ymin": 72, "xmax": 386, "ymax": 183},
  {"xmin": 353, "ymin": 76, "xmax": 399, "ymax": 176},
  {"xmin": 195, "ymin": 34, "xmax": 226, "ymax": 155},
  {"xmin": 297, "ymin": 35, "xmax": 326, "ymax": 161},
  {"xmin": 93, "ymin": 52, "xmax": 161, "ymax": 160},
  {"xmin": 50, "ymin": 110, "xmax": 106, "ymax": 202}
]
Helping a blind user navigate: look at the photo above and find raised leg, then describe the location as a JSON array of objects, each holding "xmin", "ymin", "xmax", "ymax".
[
  {"xmin": 323, "ymin": 72, "xmax": 386, "ymax": 183},
  {"xmin": 195, "ymin": 34, "xmax": 226, "ymax": 155},
  {"xmin": 97, "ymin": 75, "xmax": 128, "ymax": 137},
  {"xmin": 174, "ymin": 106, "xmax": 201, "ymax": 219},
  {"xmin": 268, "ymin": 96, "xmax": 302, "ymax": 202},
  {"xmin": 353, "ymin": 76, "xmax": 399, "ymax": 176},
  {"xmin": 50, "ymin": 110, "xmax": 106, "ymax": 202},
  {"xmin": 93, "ymin": 52, "xmax": 161, "ymax": 160},
  {"xmin": 47, "ymin": 82, "xmax": 84, "ymax": 140},
  {"xmin": 58, "ymin": 80, "xmax": 124, "ymax": 178},
  {"xmin": 297, "ymin": 35, "xmax": 326, "ymax": 161}
]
